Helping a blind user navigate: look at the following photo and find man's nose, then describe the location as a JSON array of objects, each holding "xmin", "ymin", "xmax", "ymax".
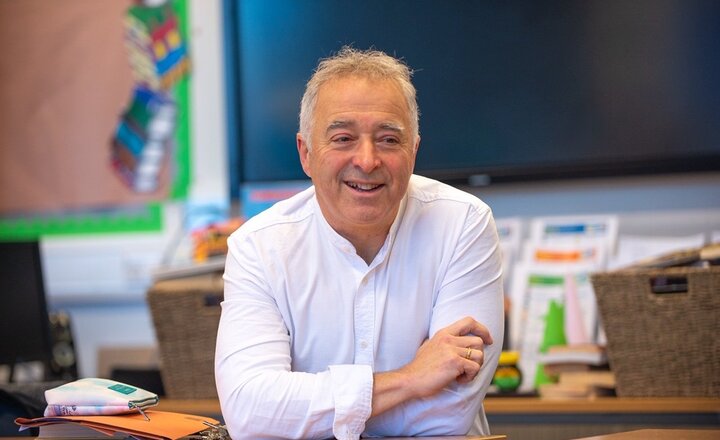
[{"xmin": 353, "ymin": 138, "xmax": 380, "ymax": 172}]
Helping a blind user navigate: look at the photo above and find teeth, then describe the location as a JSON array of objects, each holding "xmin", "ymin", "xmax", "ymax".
[{"xmin": 348, "ymin": 182, "xmax": 380, "ymax": 191}]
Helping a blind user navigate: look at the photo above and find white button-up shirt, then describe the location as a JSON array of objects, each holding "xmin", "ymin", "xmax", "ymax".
[{"xmin": 216, "ymin": 175, "xmax": 504, "ymax": 439}]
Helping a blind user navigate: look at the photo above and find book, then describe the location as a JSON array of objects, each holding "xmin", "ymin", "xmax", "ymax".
[
  {"xmin": 39, "ymin": 423, "xmax": 127, "ymax": 439},
  {"xmin": 539, "ymin": 347, "xmax": 615, "ymax": 399},
  {"xmin": 543, "ymin": 362, "xmax": 591, "ymax": 377},
  {"xmin": 539, "ymin": 370, "xmax": 615, "ymax": 399},
  {"xmin": 558, "ymin": 370, "xmax": 616, "ymax": 389},
  {"xmin": 538, "ymin": 382, "xmax": 593, "ymax": 399},
  {"xmin": 538, "ymin": 344, "xmax": 608, "ymax": 366}
]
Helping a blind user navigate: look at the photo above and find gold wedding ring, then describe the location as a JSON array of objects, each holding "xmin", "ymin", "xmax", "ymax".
[{"xmin": 465, "ymin": 347, "xmax": 473, "ymax": 360}]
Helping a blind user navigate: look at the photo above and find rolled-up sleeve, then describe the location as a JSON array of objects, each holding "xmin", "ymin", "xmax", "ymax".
[{"xmin": 329, "ymin": 365, "xmax": 373, "ymax": 440}]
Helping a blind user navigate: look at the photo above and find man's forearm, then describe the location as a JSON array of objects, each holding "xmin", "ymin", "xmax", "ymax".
[
  {"xmin": 370, "ymin": 370, "xmax": 417, "ymax": 417},
  {"xmin": 370, "ymin": 317, "xmax": 491, "ymax": 417}
]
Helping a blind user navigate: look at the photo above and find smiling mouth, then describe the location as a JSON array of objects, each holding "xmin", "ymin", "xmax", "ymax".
[{"xmin": 345, "ymin": 181, "xmax": 383, "ymax": 192}]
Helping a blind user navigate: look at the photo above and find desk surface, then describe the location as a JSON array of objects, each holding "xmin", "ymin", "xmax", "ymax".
[
  {"xmin": 382, "ymin": 437, "xmax": 505, "ymax": 439},
  {"xmin": 381, "ymin": 437, "xmax": 505, "ymax": 439},
  {"xmin": 5, "ymin": 438, "xmax": 501, "ymax": 440},
  {"xmin": 575, "ymin": 429, "xmax": 720, "ymax": 440},
  {"xmin": 156, "ymin": 397, "xmax": 720, "ymax": 415},
  {"xmin": 483, "ymin": 396, "xmax": 720, "ymax": 413}
]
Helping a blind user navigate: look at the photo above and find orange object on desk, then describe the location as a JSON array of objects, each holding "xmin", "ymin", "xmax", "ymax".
[{"xmin": 15, "ymin": 410, "xmax": 220, "ymax": 440}]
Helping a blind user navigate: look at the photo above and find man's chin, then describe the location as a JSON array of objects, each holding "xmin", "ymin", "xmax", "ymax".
[{"xmin": 343, "ymin": 207, "xmax": 396, "ymax": 226}]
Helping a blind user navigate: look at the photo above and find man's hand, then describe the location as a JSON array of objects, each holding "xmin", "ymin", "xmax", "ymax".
[
  {"xmin": 371, "ymin": 316, "xmax": 493, "ymax": 416},
  {"xmin": 399, "ymin": 316, "xmax": 493, "ymax": 398}
]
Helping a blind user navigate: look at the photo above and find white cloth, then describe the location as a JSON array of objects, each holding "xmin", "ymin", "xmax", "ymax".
[
  {"xmin": 215, "ymin": 175, "xmax": 504, "ymax": 440},
  {"xmin": 44, "ymin": 378, "xmax": 158, "ymax": 417}
]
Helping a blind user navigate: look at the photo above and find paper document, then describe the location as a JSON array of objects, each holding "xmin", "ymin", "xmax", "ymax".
[
  {"xmin": 510, "ymin": 263, "xmax": 599, "ymax": 391},
  {"xmin": 609, "ymin": 233, "xmax": 706, "ymax": 269},
  {"xmin": 529, "ymin": 215, "xmax": 618, "ymax": 250}
]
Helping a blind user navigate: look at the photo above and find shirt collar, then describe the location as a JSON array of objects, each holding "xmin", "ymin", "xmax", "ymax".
[{"xmin": 311, "ymin": 190, "xmax": 409, "ymax": 268}]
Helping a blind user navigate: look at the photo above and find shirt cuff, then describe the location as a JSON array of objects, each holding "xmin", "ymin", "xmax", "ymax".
[{"xmin": 329, "ymin": 364, "xmax": 373, "ymax": 440}]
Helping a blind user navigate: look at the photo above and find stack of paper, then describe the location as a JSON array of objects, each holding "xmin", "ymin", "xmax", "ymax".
[
  {"xmin": 508, "ymin": 215, "xmax": 618, "ymax": 391},
  {"xmin": 538, "ymin": 344, "xmax": 614, "ymax": 399},
  {"xmin": 609, "ymin": 233, "xmax": 706, "ymax": 269}
]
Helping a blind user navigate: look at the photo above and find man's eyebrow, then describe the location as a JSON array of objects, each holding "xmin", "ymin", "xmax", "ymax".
[
  {"xmin": 324, "ymin": 120, "xmax": 405, "ymax": 134},
  {"xmin": 325, "ymin": 120, "xmax": 354, "ymax": 133},
  {"xmin": 378, "ymin": 122, "xmax": 404, "ymax": 133}
]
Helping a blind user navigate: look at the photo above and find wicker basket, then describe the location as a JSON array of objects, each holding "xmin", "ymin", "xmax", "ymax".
[
  {"xmin": 591, "ymin": 266, "xmax": 720, "ymax": 397},
  {"xmin": 147, "ymin": 273, "xmax": 223, "ymax": 399}
]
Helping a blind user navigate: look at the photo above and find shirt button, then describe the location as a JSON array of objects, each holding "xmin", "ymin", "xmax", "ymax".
[{"xmin": 360, "ymin": 341, "xmax": 368, "ymax": 349}]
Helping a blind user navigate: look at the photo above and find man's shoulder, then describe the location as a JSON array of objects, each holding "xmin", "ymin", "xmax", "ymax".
[
  {"xmin": 234, "ymin": 186, "xmax": 316, "ymax": 237},
  {"xmin": 408, "ymin": 174, "xmax": 490, "ymax": 212}
]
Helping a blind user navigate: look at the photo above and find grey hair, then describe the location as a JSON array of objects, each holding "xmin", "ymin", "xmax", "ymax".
[{"xmin": 298, "ymin": 46, "xmax": 419, "ymax": 150}]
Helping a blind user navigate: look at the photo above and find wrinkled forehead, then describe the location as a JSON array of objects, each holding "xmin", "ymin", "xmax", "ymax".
[
  {"xmin": 316, "ymin": 75, "xmax": 410, "ymax": 112},
  {"xmin": 321, "ymin": 73, "xmax": 405, "ymax": 97}
]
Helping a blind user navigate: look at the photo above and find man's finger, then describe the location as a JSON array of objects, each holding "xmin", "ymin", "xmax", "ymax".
[
  {"xmin": 445, "ymin": 316, "xmax": 493, "ymax": 345},
  {"xmin": 458, "ymin": 335, "xmax": 488, "ymax": 350},
  {"xmin": 459, "ymin": 346, "xmax": 485, "ymax": 365},
  {"xmin": 457, "ymin": 357, "xmax": 482, "ymax": 383}
]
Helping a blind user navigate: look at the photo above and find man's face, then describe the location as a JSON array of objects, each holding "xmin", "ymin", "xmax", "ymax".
[{"xmin": 297, "ymin": 76, "xmax": 419, "ymax": 237}]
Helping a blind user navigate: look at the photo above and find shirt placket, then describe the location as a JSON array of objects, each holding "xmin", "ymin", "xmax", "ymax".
[{"xmin": 353, "ymin": 271, "xmax": 375, "ymax": 366}]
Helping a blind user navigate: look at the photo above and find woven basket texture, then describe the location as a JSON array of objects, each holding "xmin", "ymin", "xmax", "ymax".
[
  {"xmin": 591, "ymin": 266, "xmax": 719, "ymax": 397},
  {"xmin": 147, "ymin": 274, "xmax": 223, "ymax": 399}
]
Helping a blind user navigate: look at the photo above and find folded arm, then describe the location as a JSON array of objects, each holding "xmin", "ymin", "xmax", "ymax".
[
  {"xmin": 215, "ymin": 206, "xmax": 504, "ymax": 439},
  {"xmin": 365, "ymin": 207, "xmax": 505, "ymax": 436}
]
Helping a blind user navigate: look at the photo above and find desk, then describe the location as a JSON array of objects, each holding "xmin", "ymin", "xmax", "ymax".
[
  {"xmin": 484, "ymin": 397, "xmax": 720, "ymax": 440},
  {"xmin": 381, "ymin": 437, "xmax": 505, "ymax": 439},
  {"xmin": 157, "ymin": 397, "xmax": 720, "ymax": 440},
  {"xmin": 157, "ymin": 396, "xmax": 720, "ymax": 416},
  {"xmin": 484, "ymin": 396, "xmax": 720, "ymax": 414},
  {"xmin": 575, "ymin": 429, "xmax": 720, "ymax": 440}
]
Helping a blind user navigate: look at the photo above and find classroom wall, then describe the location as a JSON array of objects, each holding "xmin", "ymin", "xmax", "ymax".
[
  {"xmin": 40, "ymin": 0, "xmax": 720, "ymax": 379},
  {"xmin": 46, "ymin": 175, "xmax": 720, "ymax": 379},
  {"xmin": 470, "ymin": 172, "xmax": 720, "ymax": 237},
  {"xmin": 41, "ymin": 0, "xmax": 228, "ymax": 379}
]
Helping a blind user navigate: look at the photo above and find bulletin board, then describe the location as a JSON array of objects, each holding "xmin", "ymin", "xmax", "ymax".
[{"xmin": 0, "ymin": 0, "xmax": 190, "ymax": 239}]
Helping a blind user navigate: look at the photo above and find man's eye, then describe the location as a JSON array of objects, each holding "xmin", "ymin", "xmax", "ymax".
[
  {"xmin": 332, "ymin": 136, "xmax": 352, "ymax": 143},
  {"xmin": 380, "ymin": 137, "xmax": 400, "ymax": 145}
]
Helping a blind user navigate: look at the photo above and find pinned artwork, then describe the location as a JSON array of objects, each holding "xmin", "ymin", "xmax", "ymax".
[
  {"xmin": 111, "ymin": 0, "xmax": 190, "ymax": 193},
  {"xmin": 111, "ymin": 87, "xmax": 177, "ymax": 193},
  {"xmin": 123, "ymin": 3, "xmax": 190, "ymax": 91}
]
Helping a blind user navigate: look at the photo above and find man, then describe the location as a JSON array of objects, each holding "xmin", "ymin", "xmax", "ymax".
[{"xmin": 215, "ymin": 47, "xmax": 504, "ymax": 439}]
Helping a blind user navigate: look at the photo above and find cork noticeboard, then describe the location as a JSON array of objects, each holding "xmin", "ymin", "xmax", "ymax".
[{"xmin": 0, "ymin": 0, "xmax": 190, "ymax": 237}]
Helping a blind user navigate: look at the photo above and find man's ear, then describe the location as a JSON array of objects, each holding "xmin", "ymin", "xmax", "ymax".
[{"xmin": 297, "ymin": 133, "xmax": 312, "ymax": 178}]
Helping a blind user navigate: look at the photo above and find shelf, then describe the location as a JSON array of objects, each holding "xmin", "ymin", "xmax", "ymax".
[
  {"xmin": 156, "ymin": 397, "xmax": 720, "ymax": 416},
  {"xmin": 483, "ymin": 397, "xmax": 720, "ymax": 414}
]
